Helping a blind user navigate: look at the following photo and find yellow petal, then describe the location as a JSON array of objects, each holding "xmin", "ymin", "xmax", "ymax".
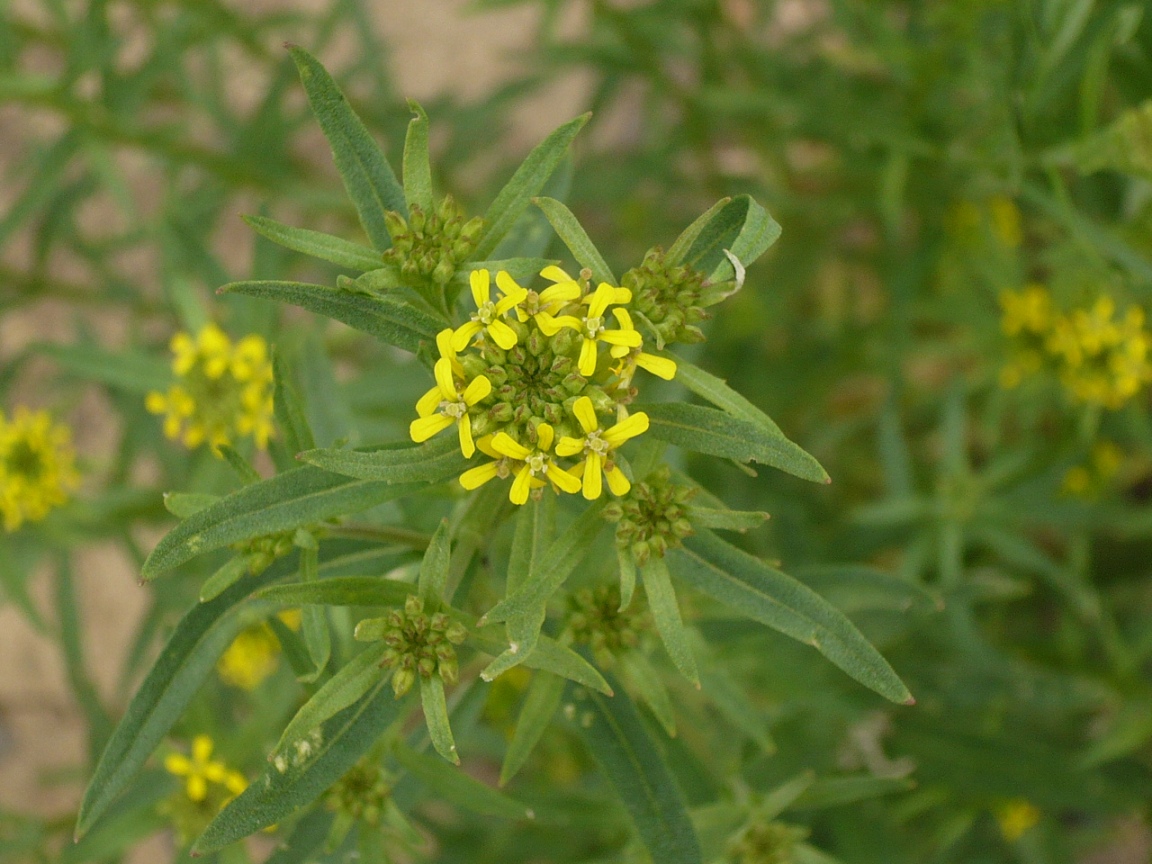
[
  {"xmin": 164, "ymin": 753, "xmax": 192, "ymax": 776},
  {"xmin": 192, "ymin": 735, "xmax": 215, "ymax": 762},
  {"xmin": 495, "ymin": 271, "xmax": 528, "ymax": 308},
  {"xmin": 416, "ymin": 386, "xmax": 442, "ymax": 418},
  {"xmin": 605, "ymin": 465, "xmax": 631, "ymax": 496},
  {"xmin": 460, "ymin": 461, "xmax": 499, "ymax": 490},
  {"xmin": 578, "ymin": 338, "xmax": 598, "ymax": 377},
  {"xmin": 487, "ymin": 319, "xmax": 519, "ymax": 350},
  {"xmin": 203, "ymin": 762, "xmax": 227, "ymax": 783},
  {"xmin": 470, "ymin": 268, "xmax": 491, "ymax": 307},
  {"xmin": 536, "ymin": 312, "xmax": 580, "ymax": 336},
  {"xmin": 572, "ymin": 396, "xmax": 599, "ymax": 435},
  {"xmin": 636, "ymin": 353, "xmax": 677, "ymax": 380},
  {"xmin": 491, "ymin": 432, "xmax": 531, "ymax": 460},
  {"xmin": 145, "ymin": 391, "xmax": 168, "ymax": 414},
  {"xmin": 604, "ymin": 412, "xmax": 649, "ymax": 447},
  {"xmin": 225, "ymin": 771, "xmax": 248, "ymax": 796},
  {"xmin": 599, "ymin": 329, "xmax": 643, "ymax": 348},
  {"xmin": 537, "ymin": 422, "xmax": 555, "ymax": 452},
  {"xmin": 587, "ymin": 283, "xmax": 616, "ymax": 318},
  {"xmin": 612, "ymin": 307, "xmax": 635, "ymax": 331},
  {"xmin": 435, "ymin": 328, "xmax": 456, "ymax": 360},
  {"xmin": 434, "ymin": 358, "xmax": 458, "ymax": 400},
  {"xmin": 476, "ymin": 434, "xmax": 500, "ymax": 459},
  {"xmin": 187, "ymin": 774, "xmax": 208, "ymax": 802},
  {"xmin": 540, "ymin": 281, "xmax": 581, "ymax": 305},
  {"xmin": 549, "ymin": 461, "xmax": 583, "ymax": 495},
  {"xmin": 451, "ymin": 320, "xmax": 483, "ymax": 352},
  {"xmin": 410, "ymin": 414, "xmax": 454, "ymax": 443},
  {"xmin": 463, "ymin": 375, "xmax": 492, "ymax": 405},
  {"xmin": 555, "ymin": 436, "xmax": 584, "ymax": 457},
  {"xmin": 510, "ymin": 465, "xmax": 533, "ymax": 505},
  {"xmin": 582, "ymin": 453, "xmax": 602, "ymax": 500},
  {"xmin": 458, "ymin": 413, "xmax": 475, "ymax": 458},
  {"xmin": 540, "ymin": 265, "xmax": 573, "ymax": 283}
]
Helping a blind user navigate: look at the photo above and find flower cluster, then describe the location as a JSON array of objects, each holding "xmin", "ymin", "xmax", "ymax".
[
  {"xmin": 999, "ymin": 286, "xmax": 1152, "ymax": 409},
  {"xmin": 603, "ymin": 466, "xmax": 696, "ymax": 566},
  {"xmin": 566, "ymin": 584, "xmax": 648, "ymax": 660},
  {"xmin": 383, "ymin": 195, "xmax": 484, "ymax": 288},
  {"xmin": 146, "ymin": 324, "xmax": 275, "ymax": 451},
  {"xmin": 354, "ymin": 595, "xmax": 468, "ymax": 697},
  {"xmin": 1061, "ymin": 440, "xmax": 1122, "ymax": 500},
  {"xmin": 409, "ymin": 267, "xmax": 677, "ymax": 504},
  {"xmin": 0, "ymin": 407, "xmax": 78, "ymax": 532},
  {"xmin": 728, "ymin": 820, "xmax": 810, "ymax": 864}
]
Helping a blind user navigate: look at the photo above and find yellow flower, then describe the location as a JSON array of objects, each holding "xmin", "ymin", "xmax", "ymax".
[
  {"xmin": 607, "ymin": 308, "xmax": 678, "ymax": 381},
  {"xmin": 989, "ymin": 195, "xmax": 1022, "ymax": 249},
  {"xmin": 459, "ymin": 423, "xmax": 581, "ymax": 504},
  {"xmin": 995, "ymin": 799, "xmax": 1040, "ymax": 842},
  {"xmin": 217, "ymin": 625, "xmax": 280, "ymax": 690},
  {"xmin": 1046, "ymin": 298, "xmax": 1152, "ymax": 409},
  {"xmin": 555, "ymin": 396, "xmax": 648, "ymax": 499},
  {"xmin": 451, "ymin": 269, "xmax": 527, "ymax": 351},
  {"xmin": 409, "ymin": 357, "xmax": 492, "ymax": 458},
  {"xmin": 1061, "ymin": 440, "xmax": 1123, "ymax": 500},
  {"xmin": 164, "ymin": 735, "xmax": 247, "ymax": 803},
  {"xmin": 0, "ymin": 408, "xmax": 78, "ymax": 532},
  {"xmin": 514, "ymin": 265, "xmax": 586, "ymax": 324},
  {"xmin": 999, "ymin": 284, "xmax": 1052, "ymax": 337},
  {"xmin": 146, "ymin": 324, "xmax": 275, "ymax": 451},
  {"xmin": 537, "ymin": 282, "xmax": 642, "ymax": 376}
]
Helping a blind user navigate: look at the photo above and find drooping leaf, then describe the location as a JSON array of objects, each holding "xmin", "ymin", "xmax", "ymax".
[
  {"xmin": 665, "ymin": 198, "xmax": 732, "ymax": 266},
  {"xmin": 474, "ymin": 114, "xmax": 591, "ymax": 260},
  {"xmin": 668, "ymin": 531, "xmax": 912, "ymax": 704},
  {"xmin": 219, "ymin": 280, "xmax": 441, "ymax": 354},
  {"xmin": 242, "ymin": 215, "xmax": 384, "ymax": 272},
  {"xmin": 682, "ymin": 194, "xmax": 781, "ymax": 284},
  {"xmin": 639, "ymin": 402, "xmax": 829, "ymax": 484},
  {"xmin": 572, "ymin": 674, "xmax": 703, "ymax": 864},
  {"xmin": 288, "ymin": 45, "xmax": 405, "ymax": 250}
]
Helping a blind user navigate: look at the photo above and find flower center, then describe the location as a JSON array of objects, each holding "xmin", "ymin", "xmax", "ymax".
[
  {"xmin": 526, "ymin": 452, "xmax": 548, "ymax": 475},
  {"xmin": 584, "ymin": 316, "xmax": 605, "ymax": 339},
  {"xmin": 521, "ymin": 290, "xmax": 542, "ymax": 316},
  {"xmin": 585, "ymin": 431, "xmax": 610, "ymax": 456},
  {"xmin": 439, "ymin": 399, "xmax": 468, "ymax": 419},
  {"xmin": 4, "ymin": 440, "xmax": 43, "ymax": 479},
  {"xmin": 475, "ymin": 300, "xmax": 498, "ymax": 325}
]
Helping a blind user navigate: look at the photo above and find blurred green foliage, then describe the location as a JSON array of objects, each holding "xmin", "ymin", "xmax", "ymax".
[{"xmin": 4, "ymin": 1, "xmax": 1152, "ymax": 863}]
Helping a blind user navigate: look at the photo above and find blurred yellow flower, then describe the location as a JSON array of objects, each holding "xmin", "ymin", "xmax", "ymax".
[
  {"xmin": 1061, "ymin": 440, "xmax": 1122, "ymax": 499},
  {"xmin": 996, "ymin": 799, "xmax": 1040, "ymax": 841},
  {"xmin": 1047, "ymin": 297, "xmax": 1152, "ymax": 409},
  {"xmin": 164, "ymin": 735, "xmax": 246, "ymax": 803},
  {"xmin": 217, "ymin": 611, "xmax": 301, "ymax": 690},
  {"xmin": 146, "ymin": 324, "xmax": 274, "ymax": 451},
  {"xmin": 0, "ymin": 407, "xmax": 78, "ymax": 532}
]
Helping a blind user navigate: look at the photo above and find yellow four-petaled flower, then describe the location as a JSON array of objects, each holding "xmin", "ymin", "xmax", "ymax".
[
  {"xmin": 556, "ymin": 397, "xmax": 648, "ymax": 500},
  {"xmin": 164, "ymin": 735, "xmax": 247, "ymax": 803}
]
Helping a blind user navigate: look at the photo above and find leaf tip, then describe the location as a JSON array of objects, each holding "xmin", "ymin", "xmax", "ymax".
[{"xmin": 902, "ymin": 694, "xmax": 916, "ymax": 706}]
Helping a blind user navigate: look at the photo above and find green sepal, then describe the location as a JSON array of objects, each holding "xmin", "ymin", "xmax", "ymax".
[{"xmin": 299, "ymin": 436, "xmax": 469, "ymax": 485}]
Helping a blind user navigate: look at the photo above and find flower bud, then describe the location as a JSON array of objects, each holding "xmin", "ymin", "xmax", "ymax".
[{"xmin": 391, "ymin": 666, "xmax": 416, "ymax": 698}]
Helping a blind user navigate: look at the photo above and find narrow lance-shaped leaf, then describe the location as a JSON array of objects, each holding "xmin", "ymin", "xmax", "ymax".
[
  {"xmin": 193, "ymin": 684, "xmax": 408, "ymax": 853},
  {"xmin": 219, "ymin": 280, "xmax": 442, "ymax": 354},
  {"xmin": 402, "ymin": 100, "xmax": 434, "ymax": 213},
  {"xmin": 199, "ymin": 555, "xmax": 251, "ymax": 604},
  {"xmin": 572, "ymin": 674, "xmax": 703, "ymax": 864},
  {"xmin": 142, "ymin": 466, "xmax": 427, "ymax": 578},
  {"xmin": 298, "ymin": 541, "xmax": 330, "ymax": 679},
  {"xmin": 242, "ymin": 215, "xmax": 383, "ymax": 272},
  {"xmin": 668, "ymin": 530, "xmax": 913, "ymax": 704},
  {"xmin": 288, "ymin": 45, "xmax": 405, "ymax": 250},
  {"xmin": 256, "ymin": 576, "xmax": 415, "ymax": 609},
  {"xmin": 299, "ymin": 436, "xmax": 469, "ymax": 485},
  {"xmin": 500, "ymin": 671, "xmax": 565, "ymax": 786},
  {"xmin": 688, "ymin": 507, "xmax": 770, "ymax": 532},
  {"xmin": 275, "ymin": 643, "xmax": 389, "ymax": 756},
  {"xmin": 420, "ymin": 676, "xmax": 459, "ymax": 764},
  {"xmin": 642, "ymin": 556, "xmax": 699, "ymax": 686},
  {"xmin": 469, "ymin": 628, "xmax": 612, "ymax": 696},
  {"xmin": 272, "ymin": 348, "xmax": 316, "ymax": 467},
  {"xmin": 665, "ymin": 198, "xmax": 732, "ymax": 266},
  {"xmin": 75, "ymin": 571, "xmax": 283, "ymax": 839},
  {"xmin": 418, "ymin": 519, "xmax": 451, "ymax": 604},
  {"xmin": 669, "ymin": 354, "xmax": 784, "ymax": 436},
  {"xmin": 393, "ymin": 742, "xmax": 533, "ymax": 820},
  {"xmin": 474, "ymin": 113, "xmax": 591, "ymax": 260},
  {"xmin": 533, "ymin": 196, "xmax": 616, "ymax": 285},
  {"xmin": 639, "ymin": 402, "xmax": 829, "ymax": 484}
]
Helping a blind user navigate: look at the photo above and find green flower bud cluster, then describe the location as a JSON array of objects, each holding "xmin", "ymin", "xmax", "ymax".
[
  {"xmin": 728, "ymin": 821, "xmax": 809, "ymax": 864},
  {"xmin": 355, "ymin": 595, "xmax": 468, "ymax": 698},
  {"xmin": 621, "ymin": 247, "xmax": 709, "ymax": 347},
  {"xmin": 603, "ymin": 466, "xmax": 696, "ymax": 566},
  {"xmin": 232, "ymin": 530, "xmax": 295, "ymax": 575},
  {"xmin": 383, "ymin": 195, "xmax": 484, "ymax": 287},
  {"xmin": 325, "ymin": 759, "xmax": 391, "ymax": 824},
  {"xmin": 461, "ymin": 322, "xmax": 623, "ymax": 445},
  {"xmin": 567, "ymin": 584, "xmax": 649, "ymax": 658}
]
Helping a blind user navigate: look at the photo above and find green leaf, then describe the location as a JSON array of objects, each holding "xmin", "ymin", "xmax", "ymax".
[
  {"xmin": 622, "ymin": 652, "xmax": 677, "ymax": 738},
  {"xmin": 533, "ymin": 197, "xmax": 616, "ymax": 285},
  {"xmin": 618, "ymin": 545, "xmax": 637, "ymax": 610},
  {"xmin": 393, "ymin": 742, "xmax": 533, "ymax": 819},
  {"xmin": 573, "ymin": 674, "xmax": 703, "ymax": 864},
  {"xmin": 242, "ymin": 215, "xmax": 384, "ymax": 271},
  {"xmin": 276, "ymin": 643, "xmax": 389, "ymax": 756},
  {"xmin": 682, "ymin": 194, "xmax": 781, "ymax": 284},
  {"xmin": 38, "ymin": 343, "xmax": 170, "ymax": 394},
  {"xmin": 642, "ymin": 556, "xmax": 699, "ymax": 686},
  {"xmin": 791, "ymin": 565, "xmax": 942, "ymax": 615},
  {"xmin": 75, "ymin": 574, "xmax": 280, "ymax": 839},
  {"xmin": 288, "ymin": 45, "xmax": 405, "ymax": 250},
  {"xmin": 194, "ymin": 683, "xmax": 407, "ymax": 853},
  {"xmin": 163, "ymin": 492, "xmax": 219, "ymax": 519},
  {"xmin": 272, "ymin": 349, "xmax": 316, "ymax": 460},
  {"xmin": 639, "ymin": 402, "xmax": 829, "ymax": 484},
  {"xmin": 142, "ymin": 466, "xmax": 426, "ymax": 578},
  {"xmin": 418, "ymin": 519, "xmax": 451, "ymax": 604},
  {"xmin": 199, "ymin": 555, "xmax": 251, "ymax": 603},
  {"xmin": 668, "ymin": 531, "xmax": 912, "ymax": 704},
  {"xmin": 255, "ymin": 576, "xmax": 414, "ymax": 609},
  {"xmin": 299, "ymin": 546, "xmax": 330, "ymax": 679},
  {"xmin": 500, "ymin": 671, "xmax": 565, "ymax": 786},
  {"xmin": 219, "ymin": 280, "xmax": 441, "ymax": 354},
  {"xmin": 217, "ymin": 444, "xmax": 261, "ymax": 485},
  {"xmin": 420, "ymin": 675, "xmax": 459, "ymax": 764},
  {"xmin": 507, "ymin": 495, "xmax": 552, "ymax": 597},
  {"xmin": 474, "ymin": 114, "xmax": 591, "ymax": 260},
  {"xmin": 469, "ymin": 627, "xmax": 612, "ymax": 695},
  {"xmin": 665, "ymin": 198, "xmax": 732, "ymax": 266},
  {"xmin": 687, "ymin": 507, "xmax": 770, "ymax": 532},
  {"xmin": 789, "ymin": 775, "xmax": 916, "ymax": 810},
  {"xmin": 299, "ymin": 436, "xmax": 469, "ymax": 485},
  {"xmin": 670, "ymin": 355, "xmax": 784, "ymax": 436},
  {"xmin": 402, "ymin": 100, "xmax": 434, "ymax": 213}
]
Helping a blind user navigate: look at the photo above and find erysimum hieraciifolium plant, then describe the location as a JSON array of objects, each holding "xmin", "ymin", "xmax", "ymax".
[{"xmin": 73, "ymin": 47, "xmax": 911, "ymax": 863}]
